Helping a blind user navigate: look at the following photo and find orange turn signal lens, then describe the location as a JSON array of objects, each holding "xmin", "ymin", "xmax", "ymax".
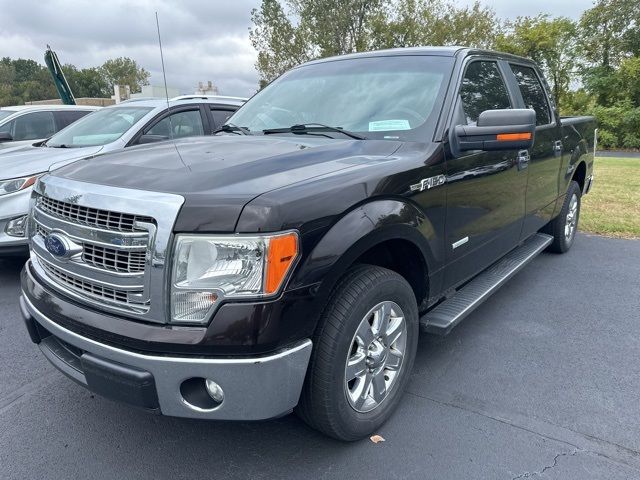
[
  {"xmin": 265, "ymin": 232, "xmax": 299, "ymax": 295},
  {"xmin": 496, "ymin": 132, "xmax": 532, "ymax": 142}
]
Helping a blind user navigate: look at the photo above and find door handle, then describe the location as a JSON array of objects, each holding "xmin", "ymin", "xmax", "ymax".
[{"xmin": 517, "ymin": 150, "xmax": 530, "ymax": 171}]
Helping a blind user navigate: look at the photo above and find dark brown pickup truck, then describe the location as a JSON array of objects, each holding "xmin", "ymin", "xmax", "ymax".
[{"xmin": 20, "ymin": 47, "xmax": 596, "ymax": 440}]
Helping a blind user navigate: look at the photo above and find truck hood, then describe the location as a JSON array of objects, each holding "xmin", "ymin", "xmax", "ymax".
[
  {"xmin": 52, "ymin": 135, "xmax": 401, "ymax": 232},
  {"xmin": 0, "ymin": 145, "xmax": 103, "ymax": 178}
]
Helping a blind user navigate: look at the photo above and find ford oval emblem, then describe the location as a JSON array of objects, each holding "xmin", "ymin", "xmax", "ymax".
[{"xmin": 45, "ymin": 233, "xmax": 68, "ymax": 257}]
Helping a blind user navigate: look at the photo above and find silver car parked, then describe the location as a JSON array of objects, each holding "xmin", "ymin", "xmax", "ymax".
[
  {"xmin": 0, "ymin": 104, "xmax": 99, "ymax": 151},
  {"xmin": 0, "ymin": 96, "xmax": 245, "ymax": 255}
]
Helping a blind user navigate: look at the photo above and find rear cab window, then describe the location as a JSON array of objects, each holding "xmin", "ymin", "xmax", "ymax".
[{"xmin": 509, "ymin": 64, "xmax": 552, "ymax": 126}]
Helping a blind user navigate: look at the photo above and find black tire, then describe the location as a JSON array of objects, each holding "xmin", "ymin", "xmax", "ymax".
[
  {"xmin": 544, "ymin": 180, "xmax": 582, "ymax": 253},
  {"xmin": 296, "ymin": 265, "xmax": 419, "ymax": 441}
]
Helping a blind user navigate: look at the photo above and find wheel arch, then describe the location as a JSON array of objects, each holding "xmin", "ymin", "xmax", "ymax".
[
  {"xmin": 289, "ymin": 199, "xmax": 437, "ymax": 313},
  {"xmin": 572, "ymin": 160, "xmax": 587, "ymax": 194}
]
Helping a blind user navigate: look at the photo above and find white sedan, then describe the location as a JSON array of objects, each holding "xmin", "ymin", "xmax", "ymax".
[{"xmin": 0, "ymin": 95, "xmax": 245, "ymax": 255}]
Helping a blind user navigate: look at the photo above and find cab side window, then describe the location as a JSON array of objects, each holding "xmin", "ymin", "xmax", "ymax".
[
  {"xmin": 510, "ymin": 65, "xmax": 552, "ymax": 126},
  {"xmin": 12, "ymin": 111, "xmax": 56, "ymax": 140},
  {"xmin": 459, "ymin": 61, "xmax": 511, "ymax": 125},
  {"xmin": 146, "ymin": 109, "xmax": 205, "ymax": 140}
]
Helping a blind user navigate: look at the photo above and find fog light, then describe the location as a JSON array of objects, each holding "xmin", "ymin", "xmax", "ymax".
[
  {"xmin": 205, "ymin": 379, "xmax": 225, "ymax": 404},
  {"xmin": 5, "ymin": 215, "xmax": 28, "ymax": 237}
]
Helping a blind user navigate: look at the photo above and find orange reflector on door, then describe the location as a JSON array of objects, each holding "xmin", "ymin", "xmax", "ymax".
[
  {"xmin": 496, "ymin": 132, "xmax": 532, "ymax": 141},
  {"xmin": 265, "ymin": 232, "xmax": 299, "ymax": 295}
]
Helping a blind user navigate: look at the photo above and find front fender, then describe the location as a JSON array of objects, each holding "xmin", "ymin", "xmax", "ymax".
[{"xmin": 289, "ymin": 199, "xmax": 441, "ymax": 298}]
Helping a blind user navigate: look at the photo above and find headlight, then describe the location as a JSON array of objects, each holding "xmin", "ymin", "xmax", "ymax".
[
  {"xmin": 0, "ymin": 175, "xmax": 40, "ymax": 196},
  {"xmin": 170, "ymin": 231, "xmax": 299, "ymax": 324}
]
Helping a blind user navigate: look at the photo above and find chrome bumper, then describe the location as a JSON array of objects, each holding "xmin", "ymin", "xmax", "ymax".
[{"xmin": 21, "ymin": 294, "xmax": 312, "ymax": 420}]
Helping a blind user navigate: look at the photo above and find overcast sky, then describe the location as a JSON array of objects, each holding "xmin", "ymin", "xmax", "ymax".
[{"xmin": 0, "ymin": 0, "xmax": 595, "ymax": 97}]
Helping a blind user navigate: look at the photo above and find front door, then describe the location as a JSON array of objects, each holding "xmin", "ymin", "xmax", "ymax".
[{"xmin": 443, "ymin": 59, "xmax": 528, "ymax": 289}]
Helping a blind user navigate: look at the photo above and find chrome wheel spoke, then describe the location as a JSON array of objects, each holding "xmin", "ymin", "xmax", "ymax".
[
  {"xmin": 371, "ymin": 372, "xmax": 387, "ymax": 403},
  {"xmin": 345, "ymin": 351, "xmax": 367, "ymax": 381},
  {"xmin": 353, "ymin": 373, "xmax": 373, "ymax": 410},
  {"xmin": 386, "ymin": 349, "xmax": 403, "ymax": 371},
  {"xmin": 385, "ymin": 316, "xmax": 404, "ymax": 346},
  {"xmin": 355, "ymin": 318, "xmax": 375, "ymax": 346},
  {"xmin": 373, "ymin": 302, "xmax": 392, "ymax": 336}
]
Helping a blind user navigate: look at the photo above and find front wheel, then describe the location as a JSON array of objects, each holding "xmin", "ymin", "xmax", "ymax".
[
  {"xmin": 296, "ymin": 265, "xmax": 419, "ymax": 441},
  {"xmin": 544, "ymin": 181, "xmax": 582, "ymax": 253}
]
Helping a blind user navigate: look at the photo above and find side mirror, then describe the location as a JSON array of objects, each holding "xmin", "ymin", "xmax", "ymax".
[
  {"xmin": 455, "ymin": 109, "xmax": 535, "ymax": 151},
  {"xmin": 0, "ymin": 132, "xmax": 13, "ymax": 143},
  {"xmin": 138, "ymin": 134, "xmax": 168, "ymax": 145}
]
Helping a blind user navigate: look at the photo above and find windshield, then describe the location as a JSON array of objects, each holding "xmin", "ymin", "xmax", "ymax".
[
  {"xmin": 47, "ymin": 106, "xmax": 152, "ymax": 147},
  {"xmin": 229, "ymin": 55, "xmax": 454, "ymax": 142},
  {"xmin": 0, "ymin": 110, "xmax": 16, "ymax": 123}
]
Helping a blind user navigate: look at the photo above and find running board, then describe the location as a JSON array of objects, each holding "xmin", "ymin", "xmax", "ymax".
[{"xmin": 420, "ymin": 233, "xmax": 553, "ymax": 335}]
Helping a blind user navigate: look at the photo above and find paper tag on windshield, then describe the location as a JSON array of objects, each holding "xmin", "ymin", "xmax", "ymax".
[{"xmin": 369, "ymin": 119, "xmax": 411, "ymax": 131}]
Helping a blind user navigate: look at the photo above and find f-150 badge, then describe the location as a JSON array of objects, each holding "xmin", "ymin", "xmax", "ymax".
[{"xmin": 410, "ymin": 175, "xmax": 446, "ymax": 192}]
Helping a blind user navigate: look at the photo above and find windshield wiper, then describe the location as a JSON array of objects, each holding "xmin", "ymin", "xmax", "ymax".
[
  {"xmin": 213, "ymin": 123, "xmax": 251, "ymax": 136},
  {"xmin": 262, "ymin": 123, "xmax": 367, "ymax": 140},
  {"xmin": 47, "ymin": 143, "xmax": 70, "ymax": 148}
]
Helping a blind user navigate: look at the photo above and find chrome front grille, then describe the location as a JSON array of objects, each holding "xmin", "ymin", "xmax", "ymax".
[
  {"xmin": 83, "ymin": 244, "xmax": 147, "ymax": 274},
  {"xmin": 31, "ymin": 194, "xmax": 154, "ymax": 314},
  {"xmin": 38, "ymin": 196, "xmax": 154, "ymax": 232},
  {"xmin": 40, "ymin": 259, "xmax": 143, "ymax": 307},
  {"xmin": 29, "ymin": 175, "xmax": 185, "ymax": 323},
  {"xmin": 35, "ymin": 222, "xmax": 147, "ymax": 275}
]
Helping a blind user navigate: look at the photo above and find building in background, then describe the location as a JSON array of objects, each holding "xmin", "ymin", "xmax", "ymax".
[
  {"xmin": 25, "ymin": 98, "xmax": 114, "ymax": 106},
  {"xmin": 195, "ymin": 81, "xmax": 219, "ymax": 96}
]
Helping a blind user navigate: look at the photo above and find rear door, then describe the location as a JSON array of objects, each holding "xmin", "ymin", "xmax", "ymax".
[
  {"xmin": 507, "ymin": 63, "xmax": 562, "ymax": 237},
  {"xmin": 443, "ymin": 58, "xmax": 528, "ymax": 289}
]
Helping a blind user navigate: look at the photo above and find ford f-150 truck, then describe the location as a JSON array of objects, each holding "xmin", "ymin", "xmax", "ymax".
[{"xmin": 19, "ymin": 47, "xmax": 596, "ymax": 441}]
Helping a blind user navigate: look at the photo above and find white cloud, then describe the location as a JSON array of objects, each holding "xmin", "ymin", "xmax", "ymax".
[
  {"xmin": 0, "ymin": 0, "xmax": 595, "ymax": 98},
  {"xmin": 0, "ymin": 0, "xmax": 261, "ymax": 96}
]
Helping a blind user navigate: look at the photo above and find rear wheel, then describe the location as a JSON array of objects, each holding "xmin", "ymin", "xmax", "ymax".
[
  {"xmin": 544, "ymin": 180, "xmax": 581, "ymax": 253},
  {"xmin": 296, "ymin": 265, "xmax": 419, "ymax": 441}
]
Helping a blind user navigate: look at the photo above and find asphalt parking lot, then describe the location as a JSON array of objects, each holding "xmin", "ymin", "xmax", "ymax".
[{"xmin": 1, "ymin": 233, "xmax": 639, "ymax": 479}]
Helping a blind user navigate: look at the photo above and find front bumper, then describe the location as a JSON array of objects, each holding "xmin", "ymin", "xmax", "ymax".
[{"xmin": 20, "ymin": 293, "xmax": 313, "ymax": 420}]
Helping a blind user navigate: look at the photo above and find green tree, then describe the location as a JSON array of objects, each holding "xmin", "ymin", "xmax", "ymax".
[
  {"xmin": 579, "ymin": 0, "xmax": 639, "ymax": 69},
  {"xmin": 249, "ymin": 0, "xmax": 314, "ymax": 86},
  {"xmin": 64, "ymin": 65, "xmax": 111, "ymax": 98},
  {"xmin": 250, "ymin": 0, "xmax": 499, "ymax": 85},
  {"xmin": 577, "ymin": 0, "xmax": 640, "ymax": 106},
  {"xmin": 496, "ymin": 15, "xmax": 578, "ymax": 108},
  {"xmin": 100, "ymin": 57, "xmax": 150, "ymax": 93},
  {"xmin": 290, "ymin": 0, "xmax": 386, "ymax": 56},
  {"xmin": 370, "ymin": 0, "xmax": 498, "ymax": 50}
]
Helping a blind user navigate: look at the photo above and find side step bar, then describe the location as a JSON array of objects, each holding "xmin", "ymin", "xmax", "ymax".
[{"xmin": 420, "ymin": 233, "xmax": 553, "ymax": 335}]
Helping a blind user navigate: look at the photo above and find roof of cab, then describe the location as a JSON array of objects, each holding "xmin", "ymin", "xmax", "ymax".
[{"xmin": 299, "ymin": 46, "xmax": 534, "ymax": 67}]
